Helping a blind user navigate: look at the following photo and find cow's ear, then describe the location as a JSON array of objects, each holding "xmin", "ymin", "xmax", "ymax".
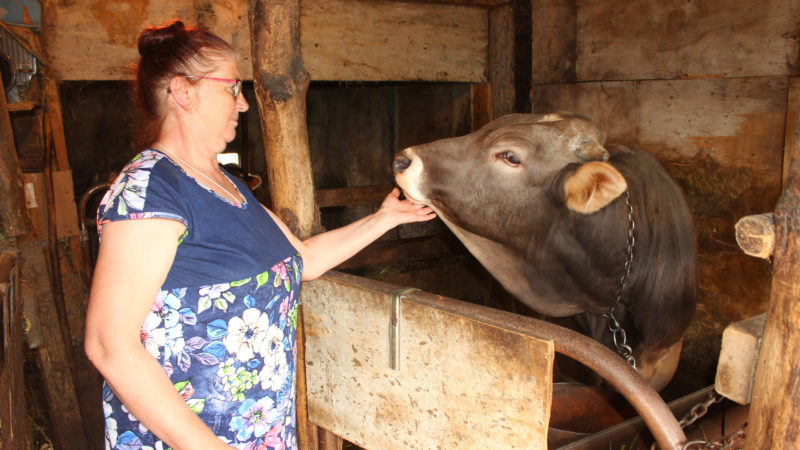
[{"xmin": 564, "ymin": 162, "xmax": 627, "ymax": 214}]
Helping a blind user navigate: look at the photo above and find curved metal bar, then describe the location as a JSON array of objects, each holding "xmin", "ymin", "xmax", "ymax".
[
  {"xmin": 77, "ymin": 182, "xmax": 111, "ymax": 280},
  {"xmin": 433, "ymin": 301, "xmax": 687, "ymax": 449}
]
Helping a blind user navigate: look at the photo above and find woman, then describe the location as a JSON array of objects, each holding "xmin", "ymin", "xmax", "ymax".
[{"xmin": 84, "ymin": 21, "xmax": 435, "ymax": 449}]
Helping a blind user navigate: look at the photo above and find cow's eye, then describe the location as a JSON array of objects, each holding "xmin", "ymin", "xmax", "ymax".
[{"xmin": 497, "ymin": 151, "xmax": 521, "ymax": 166}]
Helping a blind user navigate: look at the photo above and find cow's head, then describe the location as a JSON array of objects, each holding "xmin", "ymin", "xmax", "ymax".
[
  {"xmin": 393, "ymin": 112, "xmax": 627, "ymax": 246},
  {"xmin": 393, "ymin": 112, "xmax": 697, "ymax": 391}
]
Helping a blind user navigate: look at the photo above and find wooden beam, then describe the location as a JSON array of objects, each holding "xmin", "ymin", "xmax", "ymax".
[
  {"xmin": 0, "ymin": 68, "xmax": 32, "ymax": 238},
  {"xmin": 747, "ymin": 93, "xmax": 800, "ymax": 448},
  {"xmin": 315, "ymin": 185, "xmax": 394, "ymax": 208}
]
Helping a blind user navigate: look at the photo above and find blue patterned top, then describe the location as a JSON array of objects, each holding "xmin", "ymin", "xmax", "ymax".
[{"xmin": 96, "ymin": 149, "xmax": 302, "ymax": 450}]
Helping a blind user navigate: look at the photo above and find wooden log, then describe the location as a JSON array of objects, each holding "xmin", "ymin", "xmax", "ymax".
[
  {"xmin": 249, "ymin": 0, "xmax": 319, "ymax": 238},
  {"xmin": 0, "ymin": 68, "xmax": 32, "ymax": 238},
  {"xmin": 735, "ymin": 213, "xmax": 775, "ymax": 259},
  {"xmin": 248, "ymin": 1, "xmax": 322, "ymax": 448},
  {"xmin": 746, "ymin": 99, "xmax": 800, "ymax": 448}
]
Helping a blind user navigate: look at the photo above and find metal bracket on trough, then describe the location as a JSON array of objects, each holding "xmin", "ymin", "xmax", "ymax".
[{"xmin": 388, "ymin": 287, "xmax": 418, "ymax": 370}]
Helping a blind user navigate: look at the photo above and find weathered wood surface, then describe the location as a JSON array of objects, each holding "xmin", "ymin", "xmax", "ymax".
[
  {"xmin": 531, "ymin": 0, "xmax": 576, "ymax": 84},
  {"xmin": 747, "ymin": 106, "xmax": 800, "ymax": 448},
  {"xmin": 784, "ymin": 78, "xmax": 800, "ymax": 187},
  {"xmin": 0, "ymin": 70, "xmax": 32, "ymax": 238},
  {"xmin": 489, "ymin": 4, "xmax": 515, "ymax": 117},
  {"xmin": 0, "ymin": 252, "xmax": 27, "ymax": 450},
  {"xmin": 19, "ymin": 244, "xmax": 89, "ymax": 449},
  {"xmin": 42, "ymin": 0, "xmax": 488, "ymax": 82},
  {"xmin": 316, "ymin": 185, "xmax": 395, "ymax": 208},
  {"xmin": 302, "ymin": 272, "xmax": 554, "ymax": 449},
  {"xmin": 575, "ymin": 0, "xmax": 800, "ymax": 81},
  {"xmin": 714, "ymin": 313, "xmax": 766, "ymax": 405}
]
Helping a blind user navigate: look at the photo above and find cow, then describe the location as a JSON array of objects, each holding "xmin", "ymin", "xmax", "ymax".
[{"xmin": 392, "ymin": 112, "xmax": 697, "ymax": 391}]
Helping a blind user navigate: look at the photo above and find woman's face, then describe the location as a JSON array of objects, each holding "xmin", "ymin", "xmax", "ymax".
[{"xmin": 193, "ymin": 55, "xmax": 249, "ymax": 151}]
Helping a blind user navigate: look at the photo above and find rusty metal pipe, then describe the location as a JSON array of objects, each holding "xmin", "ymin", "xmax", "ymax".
[
  {"xmin": 426, "ymin": 299, "xmax": 687, "ymax": 449},
  {"xmin": 77, "ymin": 182, "xmax": 111, "ymax": 280}
]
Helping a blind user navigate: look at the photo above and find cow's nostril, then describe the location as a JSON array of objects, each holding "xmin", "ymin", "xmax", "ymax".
[{"xmin": 393, "ymin": 155, "xmax": 412, "ymax": 173}]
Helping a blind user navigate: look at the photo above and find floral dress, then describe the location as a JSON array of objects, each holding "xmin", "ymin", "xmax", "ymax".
[{"xmin": 96, "ymin": 149, "xmax": 302, "ymax": 450}]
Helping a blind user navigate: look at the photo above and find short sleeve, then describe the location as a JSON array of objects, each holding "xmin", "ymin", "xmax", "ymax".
[{"xmin": 97, "ymin": 150, "xmax": 189, "ymax": 238}]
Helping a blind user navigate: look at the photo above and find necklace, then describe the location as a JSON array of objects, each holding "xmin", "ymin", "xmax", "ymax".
[{"xmin": 152, "ymin": 144, "xmax": 244, "ymax": 205}]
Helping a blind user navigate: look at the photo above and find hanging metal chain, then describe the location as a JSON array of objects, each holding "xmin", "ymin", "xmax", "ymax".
[
  {"xmin": 602, "ymin": 190, "xmax": 637, "ymax": 369},
  {"xmin": 648, "ymin": 391, "xmax": 748, "ymax": 450},
  {"xmin": 678, "ymin": 391, "xmax": 724, "ymax": 429}
]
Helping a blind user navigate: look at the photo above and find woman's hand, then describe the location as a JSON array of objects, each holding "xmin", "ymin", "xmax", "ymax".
[{"xmin": 376, "ymin": 187, "xmax": 436, "ymax": 226}]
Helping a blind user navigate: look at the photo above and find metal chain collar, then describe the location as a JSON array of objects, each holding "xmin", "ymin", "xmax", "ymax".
[{"xmin": 601, "ymin": 190, "xmax": 637, "ymax": 369}]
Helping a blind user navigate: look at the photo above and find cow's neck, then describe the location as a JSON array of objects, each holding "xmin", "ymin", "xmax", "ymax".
[{"xmin": 437, "ymin": 216, "xmax": 585, "ymax": 317}]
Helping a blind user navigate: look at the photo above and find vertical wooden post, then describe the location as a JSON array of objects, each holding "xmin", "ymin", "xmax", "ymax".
[
  {"xmin": 248, "ymin": 0, "xmax": 319, "ymax": 239},
  {"xmin": 247, "ymin": 1, "xmax": 323, "ymax": 449},
  {"xmin": 746, "ymin": 90, "xmax": 800, "ymax": 448}
]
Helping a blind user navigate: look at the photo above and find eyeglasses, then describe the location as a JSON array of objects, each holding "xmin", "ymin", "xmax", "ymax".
[{"xmin": 185, "ymin": 76, "xmax": 242, "ymax": 98}]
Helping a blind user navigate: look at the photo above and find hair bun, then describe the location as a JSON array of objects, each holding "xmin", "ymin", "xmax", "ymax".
[{"xmin": 138, "ymin": 20, "xmax": 187, "ymax": 56}]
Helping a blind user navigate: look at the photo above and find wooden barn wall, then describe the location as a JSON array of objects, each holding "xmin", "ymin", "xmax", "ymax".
[
  {"xmin": 41, "ymin": 0, "xmax": 488, "ymax": 83},
  {"xmin": 531, "ymin": 0, "xmax": 800, "ymax": 388}
]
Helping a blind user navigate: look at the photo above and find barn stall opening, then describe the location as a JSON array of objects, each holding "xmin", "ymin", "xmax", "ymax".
[{"xmin": 1, "ymin": 0, "xmax": 798, "ymax": 449}]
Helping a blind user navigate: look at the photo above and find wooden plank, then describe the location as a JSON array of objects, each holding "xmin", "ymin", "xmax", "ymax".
[
  {"xmin": 472, "ymin": 82, "xmax": 493, "ymax": 130},
  {"xmin": 42, "ymin": 0, "xmax": 488, "ymax": 82},
  {"xmin": 302, "ymin": 272, "xmax": 553, "ymax": 449},
  {"xmin": 489, "ymin": 4, "xmax": 515, "ymax": 117},
  {"xmin": 576, "ymin": 0, "xmax": 799, "ymax": 81},
  {"xmin": 316, "ymin": 185, "xmax": 395, "ymax": 208},
  {"xmin": 747, "ymin": 105, "xmax": 800, "ymax": 448},
  {"xmin": 714, "ymin": 313, "xmax": 766, "ymax": 405},
  {"xmin": 51, "ymin": 170, "xmax": 81, "ymax": 238},
  {"xmin": 0, "ymin": 252, "xmax": 28, "ymax": 450},
  {"xmin": 19, "ymin": 244, "xmax": 89, "ymax": 448},
  {"xmin": 531, "ymin": 0, "xmax": 577, "ymax": 84}
]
